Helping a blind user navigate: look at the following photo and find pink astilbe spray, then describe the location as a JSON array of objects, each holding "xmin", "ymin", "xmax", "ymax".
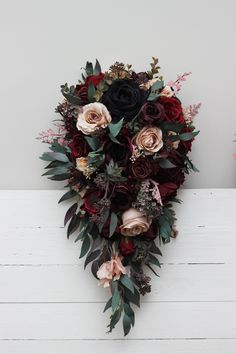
[
  {"xmin": 167, "ymin": 72, "xmax": 192, "ymax": 93},
  {"xmin": 36, "ymin": 122, "xmax": 67, "ymax": 145},
  {"xmin": 183, "ymin": 103, "xmax": 202, "ymax": 125}
]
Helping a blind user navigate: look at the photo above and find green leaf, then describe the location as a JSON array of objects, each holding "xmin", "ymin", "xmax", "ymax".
[
  {"xmin": 123, "ymin": 313, "xmax": 132, "ymax": 336},
  {"xmin": 158, "ymin": 158, "xmax": 176, "ymax": 169},
  {"xmin": 87, "ymin": 81, "xmax": 96, "ymax": 102},
  {"xmin": 98, "ymin": 208, "xmax": 110, "ymax": 233},
  {"xmin": 40, "ymin": 152, "xmax": 69, "ymax": 163},
  {"xmin": 120, "ymin": 275, "xmax": 134, "ymax": 294},
  {"xmin": 67, "ymin": 213, "xmax": 80, "ymax": 239},
  {"xmin": 94, "ymin": 59, "xmax": 102, "ymax": 75},
  {"xmin": 108, "ymin": 133, "xmax": 121, "ymax": 145},
  {"xmin": 147, "ymin": 80, "xmax": 164, "ymax": 101},
  {"xmin": 103, "ymin": 297, "xmax": 112, "ymax": 312},
  {"xmin": 109, "ymin": 118, "xmax": 124, "ymax": 137},
  {"xmin": 58, "ymin": 189, "xmax": 77, "ymax": 204},
  {"xmin": 61, "ymin": 84, "xmax": 82, "ymax": 106},
  {"xmin": 124, "ymin": 303, "xmax": 135, "ymax": 326},
  {"xmin": 42, "ymin": 166, "xmax": 69, "ymax": 176},
  {"xmin": 147, "ymin": 253, "xmax": 161, "ymax": 268},
  {"xmin": 84, "ymin": 249, "xmax": 100, "ymax": 269},
  {"xmin": 112, "ymin": 290, "xmax": 121, "ymax": 312},
  {"xmin": 85, "ymin": 136, "xmax": 100, "ymax": 151},
  {"xmin": 149, "ymin": 241, "xmax": 162, "ymax": 256},
  {"xmin": 109, "ymin": 212, "xmax": 118, "ymax": 237},
  {"xmin": 79, "ymin": 236, "xmax": 91, "ymax": 259},
  {"xmin": 170, "ymin": 131, "xmax": 200, "ymax": 142},
  {"xmin": 123, "ymin": 286, "xmax": 140, "ymax": 307},
  {"xmin": 64, "ymin": 203, "xmax": 78, "ymax": 226},
  {"xmin": 48, "ymin": 173, "xmax": 70, "ymax": 181},
  {"xmin": 85, "ymin": 61, "xmax": 93, "ymax": 76},
  {"xmin": 74, "ymin": 217, "xmax": 88, "ymax": 242}
]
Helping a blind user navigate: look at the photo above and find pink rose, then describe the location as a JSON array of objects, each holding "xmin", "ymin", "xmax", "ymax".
[
  {"xmin": 96, "ymin": 254, "xmax": 127, "ymax": 288},
  {"xmin": 77, "ymin": 102, "xmax": 111, "ymax": 135},
  {"xmin": 134, "ymin": 126, "xmax": 163, "ymax": 155}
]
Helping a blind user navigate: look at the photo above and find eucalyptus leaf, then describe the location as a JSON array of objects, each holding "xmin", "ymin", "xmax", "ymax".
[
  {"xmin": 94, "ymin": 59, "xmax": 102, "ymax": 75},
  {"xmin": 79, "ymin": 236, "xmax": 91, "ymax": 259},
  {"xmin": 85, "ymin": 136, "xmax": 100, "ymax": 151},
  {"xmin": 109, "ymin": 212, "xmax": 118, "ymax": 237},
  {"xmin": 87, "ymin": 82, "xmax": 96, "ymax": 102},
  {"xmin": 120, "ymin": 275, "xmax": 134, "ymax": 294},
  {"xmin": 109, "ymin": 118, "xmax": 124, "ymax": 137},
  {"xmin": 158, "ymin": 158, "xmax": 176, "ymax": 169},
  {"xmin": 59, "ymin": 189, "xmax": 77, "ymax": 204}
]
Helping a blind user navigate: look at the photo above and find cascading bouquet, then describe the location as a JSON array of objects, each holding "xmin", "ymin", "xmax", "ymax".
[{"xmin": 38, "ymin": 58, "xmax": 201, "ymax": 335}]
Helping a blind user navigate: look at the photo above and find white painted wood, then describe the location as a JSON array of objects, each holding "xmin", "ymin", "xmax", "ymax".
[
  {"xmin": 0, "ymin": 189, "xmax": 235, "ymax": 228},
  {"xmin": 0, "ymin": 302, "xmax": 235, "ymax": 339},
  {"xmin": 1, "ymin": 339, "xmax": 236, "ymax": 354},
  {"xmin": 0, "ymin": 264, "xmax": 235, "ymax": 302},
  {"xmin": 0, "ymin": 227, "xmax": 235, "ymax": 265},
  {"xmin": 0, "ymin": 189, "xmax": 235, "ymax": 353}
]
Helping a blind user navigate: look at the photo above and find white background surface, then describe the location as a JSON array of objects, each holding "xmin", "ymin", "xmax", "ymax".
[
  {"xmin": 0, "ymin": 0, "xmax": 236, "ymax": 189},
  {"xmin": 0, "ymin": 189, "xmax": 235, "ymax": 353}
]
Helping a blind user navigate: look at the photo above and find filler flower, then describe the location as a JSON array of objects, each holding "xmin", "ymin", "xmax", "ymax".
[
  {"xmin": 134, "ymin": 126, "xmax": 163, "ymax": 155},
  {"xmin": 97, "ymin": 254, "xmax": 127, "ymax": 288},
  {"xmin": 120, "ymin": 207, "xmax": 151, "ymax": 237},
  {"xmin": 76, "ymin": 102, "xmax": 111, "ymax": 135}
]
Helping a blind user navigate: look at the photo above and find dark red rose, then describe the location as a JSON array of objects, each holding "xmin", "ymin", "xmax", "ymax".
[
  {"xmin": 157, "ymin": 167, "xmax": 185, "ymax": 189},
  {"xmin": 139, "ymin": 101, "xmax": 165, "ymax": 125},
  {"xmin": 178, "ymin": 126, "xmax": 194, "ymax": 154},
  {"xmin": 81, "ymin": 190, "xmax": 100, "ymax": 215},
  {"xmin": 76, "ymin": 73, "xmax": 105, "ymax": 104},
  {"xmin": 119, "ymin": 238, "xmax": 135, "ymax": 255},
  {"xmin": 131, "ymin": 157, "xmax": 152, "ymax": 179},
  {"xmin": 104, "ymin": 135, "xmax": 132, "ymax": 166},
  {"xmin": 159, "ymin": 182, "xmax": 178, "ymax": 201},
  {"xmin": 69, "ymin": 134, "xmax": 89, "ymax": 158},
  {"xmin": 85, "ymin": 73, "xmax": 105, "ymax": 87},
  {"xmin": 158, "ymin": 96, "xmax": 185, "ymax": 124},
  {"xmin": 141, "ymin": 221, "xmax": 158, "ymax": 240},
  {"xmin": 111, "ymin": 182, "xmax": 135, "ymax": 212}
]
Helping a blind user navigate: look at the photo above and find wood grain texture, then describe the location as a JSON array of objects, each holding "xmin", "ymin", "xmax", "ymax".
[{"xmin": 0, "ymin": 189, "xmax": 235, "ymax": 353}]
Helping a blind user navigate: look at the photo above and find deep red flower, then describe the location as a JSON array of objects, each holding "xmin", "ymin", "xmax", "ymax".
[
  {"xmin": 76, "ymin": 73, "xmax": 105, "ymax": 104},
  {"xmin": 69, "ymin": 134, "xmax": 89, "ymax": 158},
  {"xmin": 159, "ymin": 182, "xmax": 178, "ymax": 201},
  {"xmin": 131, "ymin": 157, "xmax": 152, "ymax": 179},
  {"xmin": 139, "ymin": 101, "xmax": 165, "ymax": 125},
  {"xmin": 119, "ymin": 238, "xmax": 135, "ymax": 255},
  {"xmin": 81, "ymin": 190, "xmax": 100, "ymax": 215},
  {"xmin": 158, "ymin": 96, "xmax": 185, "ymax": 124}
]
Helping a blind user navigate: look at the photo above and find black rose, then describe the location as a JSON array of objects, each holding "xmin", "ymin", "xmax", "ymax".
[
  {"xmin": 101, "ymin": 80, "xmax": 148, "ymax": 121},
  {"xmin": 104, "ymin": 135, "xmax": 132, "ymax": 166}
]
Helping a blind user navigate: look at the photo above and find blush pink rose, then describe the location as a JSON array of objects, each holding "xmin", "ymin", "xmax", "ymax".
[{"xmin": 96, "ymin": 254, "xmax": 127, "ymax": 288}]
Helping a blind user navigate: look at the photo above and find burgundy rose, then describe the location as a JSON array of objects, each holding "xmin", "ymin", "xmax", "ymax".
[
  {"xmin": 131, "ymin": 157, "xmax": 152, "ymax": 179},
  {"xmin": 158, "ymin": 96, "xmax": 185, "ymax": 124},
  {"xmin": 119, "ymin": 238, "xmax": 135, "ymax": 255},
  {"xmin": 157, "ymin": 167, "xmax": 185, "ymax": 189},
  {"xmin": 104, "ymin": 135, "xmax": 132, "ymax": 166},
  {"xmin": 139, "ymin": 101, "xmax": 165, "ymax": 125},
  {"xmin": 159, "ymin": 182, "xmax": 178, "ymax": 201},
  {"xmin": 76, "ymin": 73, "xmax": 105, "ymax": 104},
  {"xmin": 111, "ymin": 182, "xmax": 135, "ymax": 212},
  {"xmin": 81, "ymin": 190, "xmax": 100, "ymax": 215},
  {"xmin": 141, "ymin": 221, "xmax": 158, "ymax": 240},
  {"xmin": 69, "ymin": 134, "xmax": 89, "ymax": 158}
]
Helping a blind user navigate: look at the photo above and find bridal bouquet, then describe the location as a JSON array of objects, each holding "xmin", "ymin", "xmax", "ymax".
[{"xmin": 38, "ymin": 58, "xmax": 200, "ymax": 335}]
